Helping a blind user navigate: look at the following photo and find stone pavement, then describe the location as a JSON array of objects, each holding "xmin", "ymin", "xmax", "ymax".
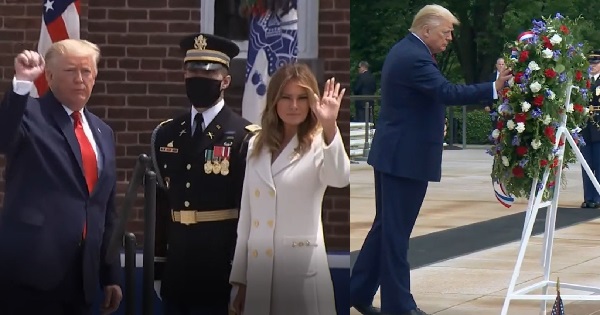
[{"xmin": 350, "ymin": 148, "xmax": 600, "ymax": 315}]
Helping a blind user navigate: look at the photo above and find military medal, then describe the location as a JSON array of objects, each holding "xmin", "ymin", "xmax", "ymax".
[
  {"xmin": 204, "ymin": 149, "xmax": 213, "ymax": 174},
  {"xmin": 214, "ymin": 146, "xmax": 231, "ymax": 176},
  {"xmin": 212, "ymin": 161, "xmax": 221, "ymax": 174}
]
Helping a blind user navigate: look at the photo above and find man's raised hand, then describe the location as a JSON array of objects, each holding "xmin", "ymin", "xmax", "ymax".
[{"xmin": 14, "ymin": 50, "xmax": 45, "ymax": 82}]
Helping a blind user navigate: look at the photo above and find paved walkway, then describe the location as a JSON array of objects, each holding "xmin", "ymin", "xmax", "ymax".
[{"xmin": 350, "ymin": 148, "xmax": 600, "ymax": 315}]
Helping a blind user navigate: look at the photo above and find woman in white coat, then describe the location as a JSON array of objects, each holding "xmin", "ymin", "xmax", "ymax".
[{"xmin": 229, "ymin": 63, "xmax": 350, "ymax": 315}]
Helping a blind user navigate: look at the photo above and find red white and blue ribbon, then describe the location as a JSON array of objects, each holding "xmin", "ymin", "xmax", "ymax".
[
  {"xmin": 517, "ymin": 31, "xmax": 535, "ymax": 43},
  {"xmin": 493, "ymin": 180, "xmax": 515, "ymax": 208}
]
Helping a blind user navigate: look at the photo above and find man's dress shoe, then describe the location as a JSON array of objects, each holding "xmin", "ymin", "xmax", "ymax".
[
  {"xmin": 352, "ymin": 304, "xmax": 382, "ymax": 315},
  {"xmin": 394, "ymin": 308, "xmax": 431, "ymax": 315}
]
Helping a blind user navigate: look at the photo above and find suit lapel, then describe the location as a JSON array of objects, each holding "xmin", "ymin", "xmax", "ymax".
[
  {"xmin": 253, "ymin": 146, "xmax": 276, "ymax": 190},
  {"xmin": 271, "ymin": 134, "xmax": 301, "ymax": 177},
  {"xmin": 46, "ymin": 92, "xmax": 85, "ymax": 182}
]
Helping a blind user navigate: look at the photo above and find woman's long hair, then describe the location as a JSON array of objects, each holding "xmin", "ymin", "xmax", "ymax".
[{"xmin": 250, "ymin": 63, "xmax": 320, "ymax": 158}]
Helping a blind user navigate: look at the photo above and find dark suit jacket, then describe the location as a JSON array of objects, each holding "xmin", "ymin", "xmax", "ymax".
[
  {"xmin": 367, "ymin": 34, "xmax": 494, "ymax": 182},
  {"xmin": 353, "ymin": 70, "xmax": 377, "ymax": 107},
  {"xmin": 0, "ymin": 87, "xmax": 121, "ymax": 304}
]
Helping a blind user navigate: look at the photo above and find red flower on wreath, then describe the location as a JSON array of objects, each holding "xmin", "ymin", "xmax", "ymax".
[
  {"xmin": 544, "ymin": 68, "xmax": 557, "ymax": 79},
  {"xmin": 575, "ymin": 70, "xmax": 583, "ymax": 81},
  {"xmin": 519, "ymin": 51, "xmax": 529, "ymax": 63},
  {"xmin": 587, "ymin": 79, "xmax": 591, "ymax": 89},
  {"xmin": 560, "ymin": 25, "xmax": 570, "ymax": 34},
  {"xmin": 512, "ymin": 166, "xmax": 525, "ymax": 178},
  {"xmin": 515, "ymin": 72, "xmax": 524, "ymax": 84},
  {"xmin": 574, "ymin": 103, "xmax": 584, "ymax": 113},
  {"xmin": 514, "ymin": 113, "xmax": 527, "ymax": 123},
  {"xmin": 497, "ymin": 120, "xmax": 504, "ymax": 129},
  {"xmin": 533, "ymin": 95, "xmax": 545, "ymax": 107},
  {"xmin": 544, "ymin": 126, "xmax": 556, "ymax": 143},
  {"xmin": 516, "ymin": 146, "xmax": 528, "ymax": 156},
  {"xmin": 540, "ymin": 159, "xmax": 548, "ymax": 167},
  {"xmin": 541, "ymin": 36, "xmax": 553, "ymax": 49}
]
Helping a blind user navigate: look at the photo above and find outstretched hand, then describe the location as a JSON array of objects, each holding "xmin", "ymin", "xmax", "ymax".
[{"xmin": 311, "ymin": 77, "xmax": 346, "ymax": 129}]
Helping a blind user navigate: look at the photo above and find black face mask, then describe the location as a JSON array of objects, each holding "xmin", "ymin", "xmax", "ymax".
[{"xmin": 185, "ymin": 77, "xmax": 223, "ymax": 108}]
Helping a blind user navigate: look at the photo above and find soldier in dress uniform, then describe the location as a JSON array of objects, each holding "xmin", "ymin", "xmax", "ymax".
[
  {"xmin": 579, "ymin": 49, "xmax": 600, "ymax": 208},
  {"xmin": 150, "ymin": 33, "xmax": 261, "ymax": 315}
]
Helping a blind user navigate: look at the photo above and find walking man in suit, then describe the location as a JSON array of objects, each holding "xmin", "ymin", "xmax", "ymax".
[
  {"xmin": 0, "ymin": 40, "xmax": 122, "ymax": 315},
  {"xmin": 151, "ymin": 33, "xmax": 259, "ymax": 315},
  {"xmin": 579, "ymin": 50, "xmax": 600, "ymax": 208},
  {"xmin": 349, "ymin": 5, "xmax": 511, "ymax": 315}
]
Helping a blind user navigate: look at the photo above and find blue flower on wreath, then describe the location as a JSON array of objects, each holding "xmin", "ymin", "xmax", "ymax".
[
  {"xmin": 519, "ymin": 159, "xmax": 529, "ymax": 167},
  {"xmin": 531, "ymin": 108, "xmax": 543, "ymax": 118},
  {"xmin": 532, "ymin": 20, "xmax": 547, "ymax": 34},
  {"xmin": 512, "ymin": 135, "xmax": 521, "ymax": 146},
  {"xmin": 555, "ymin": 13, "xmax": 564, "ymax": 20}
]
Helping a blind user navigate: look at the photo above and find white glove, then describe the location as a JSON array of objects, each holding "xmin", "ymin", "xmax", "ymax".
[{"xmin": 154, "ymin": 280, "xmax": 162, "ymax": 301}]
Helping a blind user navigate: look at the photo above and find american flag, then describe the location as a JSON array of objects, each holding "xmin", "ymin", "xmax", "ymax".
[
  {"xmin": 32, "ymin": 0, "xmax": 81, "ymax": 98},
  {"xmin": 551, "ymin": 291, "xmax": 565, "ymax": 315}
]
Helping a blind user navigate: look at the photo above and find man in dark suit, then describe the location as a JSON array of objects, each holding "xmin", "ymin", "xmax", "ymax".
[
  {"xmin": 353, "ymin": 61, "xmax": 377, "ymax": 122},
  {"xmin": 579, "ymin": 50, "xmax": 600, "ymax": 208},
  {"xmin": 151, "ymin": 33, "xmax": 260, "ymax": 315},
  {"xmin": 349, "ymin": 5, "xmax": 511, "ymax": 315},
  {"xmin": 0, "ymin": 40, "xmax": 122, "ymax": 315},
  {"xmin": 484, "ymin": 57, "xmax": 506, "ymax": 132}
]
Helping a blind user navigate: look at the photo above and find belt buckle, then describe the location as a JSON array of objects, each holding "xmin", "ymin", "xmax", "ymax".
[{"xmin": 179, "ymin": 211, "xmax": 196, "ymax": 225}]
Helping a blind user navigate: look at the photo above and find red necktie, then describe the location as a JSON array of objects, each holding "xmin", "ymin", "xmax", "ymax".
[{"xmin": 72, "ymin": 111, "xmax": 98, "ymax": 239}]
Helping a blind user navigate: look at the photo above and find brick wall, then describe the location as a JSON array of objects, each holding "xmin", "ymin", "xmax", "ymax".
[{"xmin": 0, "ymin": 0, "xmax": 350, "ymax": 251}]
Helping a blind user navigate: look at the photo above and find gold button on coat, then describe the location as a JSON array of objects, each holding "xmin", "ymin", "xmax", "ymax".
[
  {"xmin": 266, "ymin": 248, "xmax": 273, "ymax": 257},
  {"xmin": 267, "ymin": 220, "xmax": 274, "ymax": 228},
  {"xmin": 269, "ymin": 189, "xmax": 275, "ymax": 197},
  {"xmin": 253, "ymin": 220, "xmax": 259, "ymax": 227},
  {"xmin": 254, "ymin": 189, "xmax": 260, "ymax": 197},
  {"xmin": 252, "ymin": 250, "xmax": 258, "ymax": 257}
]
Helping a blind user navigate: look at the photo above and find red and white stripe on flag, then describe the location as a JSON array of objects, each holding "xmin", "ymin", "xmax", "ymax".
[{"xmin": 32, "ymin": 0, "xmax": 81, "ymax": 98}]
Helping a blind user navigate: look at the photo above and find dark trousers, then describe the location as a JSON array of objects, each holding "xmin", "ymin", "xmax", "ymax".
[
  {"xmin": 581, "ymin": 141, "xmax": 600, "ymax": 203},
  {"xmin": 350, "ymin": 170, "xmax": 428, "ymax": 314},
  {"xmin": 164, "ymin": 300, "xmax": 229, "ymax": 315},
  {"xmin": 0, "ymin": 249, "xmax": 90, "ymax": 315}
]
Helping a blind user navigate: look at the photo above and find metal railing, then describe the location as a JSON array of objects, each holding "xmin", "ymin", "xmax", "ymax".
[
  {"xmin": 106, "ymin": 153, "xmax": 157, "ymax": 315},
  {"xmin": 348, "ymin": 95, "xmax": 469, "ymax": 159},
  {"xmin": 349, "ymin": 95, "xmax": 380, "ymax": 161}
]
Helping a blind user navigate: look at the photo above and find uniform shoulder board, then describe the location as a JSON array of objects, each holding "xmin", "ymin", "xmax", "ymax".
[
  {"xmin": 245, "ymin": 124, "xmax": 261, "ymax": 133},
  {"xmin": 158, "ymin": 118, "xmax": 173, "ymax": 128}
]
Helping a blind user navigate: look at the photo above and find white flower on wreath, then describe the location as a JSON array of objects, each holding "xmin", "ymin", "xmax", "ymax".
[
  {"xmin": 566, "ymin": 102, "xmax": 574, "ymax": 113},
  {"xmin": 516, "ymin": 122, "xmax": 526, "ymax": 133},
  {"xmin": 542, "ymin": 48, "xmax": 554, "ymax": 59},
  {"xmin": 507, "ymin": 119, "xmax": 516, "ymax": 130},
  {"xmin": 502, "ymin": 156, "xmax": 510, "ymax": 167},
  {"xmin": 547, "ymin": 90, "xmax": 556, "ymax": 100},
  {"xmin": 531, "ymin": 139, "xmax": 542, "ymax": 150},
  {"xmin": 543, "ymin": 114, "xmax": 552, "ymax": 125},
  {"xmin": 492, "ymin": 129, "xmax": 500, "ymax": 139},
  {"xmin": 528, "ymin": 61, "xmax": 541, "ymax": 71},
  {"xmin": 584, "ymin": 107, "xmax": 590, "ymax": 115},
  {"xmin": 521, "ymin": 101, "xmax": 532, "ymax": 112},
  {"xmin": 550, "ymin": 34, "xmax": 562, "ymax": 45},
  {"xmin": 530, "ymin": 81, "xmax": 542, "ymax": 93}
]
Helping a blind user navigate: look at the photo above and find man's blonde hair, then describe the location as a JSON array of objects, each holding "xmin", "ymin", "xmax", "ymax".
[
  {"xmin": 409, "ymin": 4, "xmax": 460, "ymax": 32},
  {"xmin": 45, "ymin": 39, "xmax": 101, "ymax": 72}
]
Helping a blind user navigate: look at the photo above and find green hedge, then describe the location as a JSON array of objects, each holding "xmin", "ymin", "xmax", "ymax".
[{"xmin": 447, "ymin": 108, "xmax": 492, "ymax": 144}]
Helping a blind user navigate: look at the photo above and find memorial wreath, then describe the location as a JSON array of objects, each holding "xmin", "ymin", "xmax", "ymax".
[{"xmin": 489, "ymin": 14, "xmax": 591, "ymax": 202}]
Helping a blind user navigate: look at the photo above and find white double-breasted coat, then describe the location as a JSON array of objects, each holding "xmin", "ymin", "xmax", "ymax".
[{"xmin": 229, "ymin": 128, "xmax": 350, "ymax": 315}]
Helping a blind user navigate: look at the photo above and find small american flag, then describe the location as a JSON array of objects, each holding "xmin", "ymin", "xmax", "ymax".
[
  {"xmin": 32, "ymin": 0, "xmax": 81, "ymax": 98},
  {"xmin": 551, "ymin": 280, "xmax": 565, "ymax": 315}
]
